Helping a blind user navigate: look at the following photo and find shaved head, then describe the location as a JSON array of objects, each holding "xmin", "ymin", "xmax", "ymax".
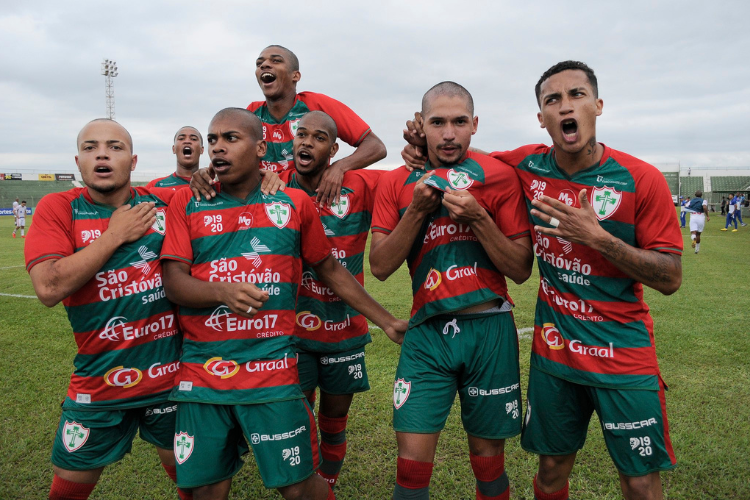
[
  {"xmin": 77, "ymin": 118, "xmax": 133, "ymax": 152},
  {"xmin": 421, "ymin": 81, "xmax": 474, "ymax": 116},
  {"xmin": 174, "ymin": 126, "xmax": 203, "ymax": 145},
  {"xmin": 264, "ymin": 44, "xmax": 299, "ymax": 72},
  {"xmin": 209, "ymin": 108, "xmax": 263, "ymax": 141},
  {"xmin": 299, "ymin": 111, "xmax": 338, "ymax": 141}
]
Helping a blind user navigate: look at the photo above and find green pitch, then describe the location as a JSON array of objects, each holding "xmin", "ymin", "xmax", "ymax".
[{"xmin": 1, "ymin": 214, "xmax": 748, "ymax": 499}]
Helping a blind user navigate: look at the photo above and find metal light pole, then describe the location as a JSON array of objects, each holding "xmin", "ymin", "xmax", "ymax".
[{"xmin": 101, "ymin": 59, "xmax": 118, "ymax": 119}]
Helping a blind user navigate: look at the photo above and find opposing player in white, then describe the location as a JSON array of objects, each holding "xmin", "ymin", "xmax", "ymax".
[
  {"xmin": 687, "ymin": 190, "xmax": 708, "ymax": 254},
  {"xmin": 13, "ymin": 200, "xmax": 26, "ymax": 238}
]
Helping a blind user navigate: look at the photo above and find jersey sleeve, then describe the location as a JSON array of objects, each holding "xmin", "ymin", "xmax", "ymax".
[
  {"xmin": 350, "ymin": 169, "xmax": 385, "ymax": 214},
  {"xmin": 370, "ymin": 170, "xmax": 402, "ymax": 235},
  {"xmin": 24, "ymin": 193, "xmax": 75, "ymax": 271},
  {"xmin": 160, "ymin": 189, "xmax": 194, "ymax": 264},
  {"xmin": 300, "ymin": 92, "xmax": 372, "ymax": 147},
  {"xmin": 483, "ymin": 160, "xmax": 531, "ymax": 240},
  {"xmin": 633, "ymin": 164, "xmax": 683, "ymax": 254},
  {"xmin": 141, "ymin": 186, "xmax": 178, "ymax": 205},
  {"xmin": 489, "ymin": 144, "xmax": 548, "ymax": 169},
  {"xmin": 145, "ymin": 178, "xmax": 158, "ymax": 189},
  {"xmin": 292, "ymin": 192, "xmax": 333, "ymax": 266},
  {"xmin": 246, "ymin": 100, "xmax": 265, "ymax": 113}
]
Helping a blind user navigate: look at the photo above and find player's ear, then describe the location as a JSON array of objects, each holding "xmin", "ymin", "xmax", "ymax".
[
  {"xmin": 292, "ymin": 71, "xmax": 301, "ymax": 84},
  {"xmin": 596, "ymin": 98, "xmax": 603, "ymax": 117},
  {"xmin": 130, "ymin": 155, "xmax": 138, "ymax": 172},
  {"xmin": 472, "ymin": 116, "xmax": 478, "ymax": 135},
  {"xmin": 537, "ymin": 111, "xmax": 546, "ymax": 129},
  {"xmin": 75, "ymin": 156, "xmax": 81, "ymax": 171},
  {"xmin": 172, "ymin": 144, "xmax": 177, "ymax": 154},
  {"xmin": 329, "ymin": 142, "xmax": 339, "ymax": 160},
  {"xmin": 257, "ymin": 140, "xmax": 267, "ymax": 158}
]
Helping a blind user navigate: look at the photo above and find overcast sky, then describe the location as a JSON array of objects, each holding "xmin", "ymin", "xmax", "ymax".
[{"xmin": 1, "ymin": 0, "xmax": 749, "ymax": 179}]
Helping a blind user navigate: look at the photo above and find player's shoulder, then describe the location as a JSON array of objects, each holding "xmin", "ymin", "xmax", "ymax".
[
  {"xmin": 247, "ymin": 100, "xmax": 267, "ymax": 113},
  {"xmin": 40, "ymin": 187, "xmax": 85, "ymax": 207},
  {"xmin": 297, "ymin": 91, "xmax": 344, "ymax": 110},
  {"xmin": 269, "ymin": 186, "xmax": 309, "ymax": 210},
  {"xmin": 135, "ymin": 186, "xmax": 177, "ymax": 205},
  {"xmin": 466, "ymin": 151, "xmax": 516, "ymax": 175},
  {"xmin": 490, "ymin": 143, "xmax": 551, "ymax": 168}
]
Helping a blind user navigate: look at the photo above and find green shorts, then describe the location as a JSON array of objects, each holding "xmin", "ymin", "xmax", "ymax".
[
  {"xmin": 521, "ymin": 367, "xmax": 677, "ymax": 476},
  {"xmin": 174, "ymin": 399, "xmax": 321, "ymax": 489},
  {"xmin": 393, "ymin": 311, "xmax": 522, "ymax": 438},
  {"xmin": 51, "ymin": 402, "xmax": 176, "ymax": 471},
  {"xmin": 296, "ymin": 346, "xmax": 370, "ymax": 394}
]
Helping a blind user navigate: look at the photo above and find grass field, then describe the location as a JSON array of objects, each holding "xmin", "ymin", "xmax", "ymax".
[{"xmin": 1, "ymin": 212, "xmax": 748, "ymax": 499}]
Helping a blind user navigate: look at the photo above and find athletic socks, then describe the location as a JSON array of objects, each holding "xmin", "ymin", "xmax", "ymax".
[
  {"xmin": 533, "ymin": 475, "xmax": 569, "ymax": 500},
  {"xmin": 470, "ymin": 453, "xmax": 509, "ymax": 500},
  {"xmin": 48, "ymin": 475, "xmax": 96, "ymax": 500},
  {"xmin": 327, "ymin": 484, "xmax": 337, "ymax": 500},
  {"xmin": 162, "ymin": 463, "xmax": 193, "ymax": 500},
  {"xmin": 695, "ymin": 243, "xmax": 700, "ymax": 253},
  {"xmin": 317, "ymin": 413, "xmax": 348, "ymax": 487},
  {"xmin": 393, "ymin": 457, "xmax": 433, "ymax": 500}
]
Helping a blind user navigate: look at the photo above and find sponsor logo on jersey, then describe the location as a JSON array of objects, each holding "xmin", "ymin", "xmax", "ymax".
[
  {"xmin": 130, "ymin": 245, "xmax": 158, "ymax": 275},
  {"xmin": 152, "ymin": 208, "xmax": 166, "ymax": 235},
  {"xmin": 596, "ymin": 175, "xmax": 629, "ymax": 187},
  {"xmin": 240, "ymin": 236, "xmax": 270, "ymax": 269},
  {"xmin": 393, "ymin": 378, "xmax": 411, "ymax": 409},
  {"xmin": 63, "ymin": 421, "xmax": 90, "ymax": 452},
  {"xmin": 296, "ymin": 311, "xmax": 322, "ymax": 331},
  {"xmin": 204, "ymin": 305, "xmax": 280, "ymax": 333},
  {"xmin": 238, "ymin": 212, "xmax": 254, "ymax": 230},
  {"xmin": 265, "ymin": 202, "xmax": 291, "ymax": 229},
  {"xmin": 424, "ymin": 268, "xmax": 441, "ymax": 291},
  {"xmin": 250, "ymin": 425, "xmax": 306, "ymax": 445},
  {"xmin": 447, "ymin": 169, "xmax": 474, "ymax": 190},
  {"xmin": 320, "ymin": 351, "xmax": 365, "ymax": 366},
  {"xmin": 203, "ymin": 357, "xmax": 240, "ymax": 379},
  {"xmin": 569, "ymin": 339, "xmax": 615, "ymax": 358},
  {"xmin": 604, "ymin": 418, "xmax": 657, "ymax": 431},
  {"xmin": 80, "ymin": 229, "xmax": 102, "ymax": 244},
  {"xmin": 99, "ymin": 314, "xmax": 175, "ymax": 341},
  {"xmin": 322, "ymin": 222, "xmax": 335, "ymax": 236},
  {"xmin": 591, "ymin": 186, "xmax": 622, "ymax": 221},
  {"xmin": 467, "ymin": 383, "xmax": 519, "ymax": 397},
  {"xmin": 174, "ymin": 432, "xmax": 194, "ymax": 464},
  {"xmin": 206, "ymin": 306, "xmax": 232, "ymax": 331},
  {"xmin": 104, "ymin": 366, "xmax": 143, "ymax": 388},
  {"xmin": 330, "ymin": 194, "xmax": 350, "ymax": 219},
  {"xmin": 542, "ymin": 323, "xmax": 565, "ymax": 350},
  {"xmin": 557, "ymin": 189, "xmax": 579, "ymax": 207}
]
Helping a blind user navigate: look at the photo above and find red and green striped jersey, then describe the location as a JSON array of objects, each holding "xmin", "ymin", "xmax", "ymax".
[
  {"xmin": 493, "ymin": 144, "xmax": 683, "ymax": 390},
  {"xmin": 282, "ymin": 169, "xmax": 384, "ymax": 352},
  {"xmin": 371, "ymin": 152, "xmax": 530, "ymax": 328},
  {"xmin": 24, "ymin": 187, "xmax": 181, "ymax": 410},
  {"xmin": 247, "ymin": 91, "xmax": 372, "ymax": 173},
  {"xmin": 146, "ymin": 173, "xmax": 191, "ymax": 190},
  {"xmin": 161, "ymin": 183, "xmax": 332, "ymax": 405}
]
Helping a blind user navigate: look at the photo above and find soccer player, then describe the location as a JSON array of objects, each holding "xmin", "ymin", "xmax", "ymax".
[
  {"xmin": 687, "ymin": 190, "xmax": 709, "ymax": 254},
  {"xmin": 735, "ymin": 192, "xmax": 746, "ymax": 226},
  {"xmin": 402, "ymin": 62, "xmax": 683, "ymax": 500},
  {"xmin": 249, "ymin": 45, "xmax": 387, "ymax": 206},
  {"xmin": 160, "ymin": 107, "xmax": 406, "ymax": 500},
  {"xmin": 12, "ymin": 197, "xmax": 19, "ymax": 236},
  {"xmin": 147, "ymin": 126, "xmax": 204, "ymax": 189},
  {"xmin": 270, "ymin": 110, "xmax": 382, "ymax": 488},
  {"xmin": 24, "ymin": 119, "xmax": 189, "ymax": 500},
  {"xmin": 13, "ymin": 200, "xmax": 26, "ymax": 238},
  {"xmin": 722, "ymin": 193, "xmax": 738, "ymax": 231},
  {"xmin": 370, "ymin": 82, "xmax": 533, "ymax": 500},
  {"xmin": 679, "ymin": 197, "xmax": 688, "ymax": 228}
]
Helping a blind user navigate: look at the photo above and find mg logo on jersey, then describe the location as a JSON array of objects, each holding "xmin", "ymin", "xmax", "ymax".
[
  {"xmin": 330, "ymin": 194, "xmax": 350, "ymax": 219},
  {"xmin": 174, "ymin": 432, "xmax": 194, "ymax": 464},
  {"xmin": 591, "ymin": 186, "xmax": 622, "ymax": 221},
  {"xmin": 205, "ymin": 305, "xmax": 232, "ymax": 331},
  {"xmin": 424, "ymin": 268, "xmax": 441, "ymax": 291},
  {"xmin": 104, "ymin": 366, "xmax": 143, "ymax": 388},
  {"xmin": 130, "ymin": 245, "xmax": 158, "ymax": 275},
  {"xmin": 238, "ymin": 212, "xmax": 254, "ymax": 230},
  {"xmin": 542, "ymin": 323, "xmax": 565, "ymax": 350},
  {"xmin": 296, "ymin": 311, "xmax": 322, "ymax": 331},
  {"xmin": 393, "ymin": 378, "xmax": 411, "ymax": 409},
  {"xmin": 447, "ymin": 169, "xmax": 474, "ymax": 190},
  {"xmin": 63, "ymin": 421, "xmax": 90, "ymax": 453},
  {"xmin": 265, "ymin": 202, "xmax": 291, "ymax": 229},
  {"xmin": 558, "ymin": 189, "xmax": 579, "ymax": 207},
  {"xmin": 289, "ymin": 119, "xmax": 300, "ymax": 138},
  {"xmin": 203, "ymin": 357, "xmax": 240, "ymax": 379},
  {"xmin": 152, "ymin": 208, "xmax": 166, "ymax": 235}
]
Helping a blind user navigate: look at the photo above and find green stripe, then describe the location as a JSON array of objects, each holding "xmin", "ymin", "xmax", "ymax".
[
  {"xmin": 67, "ymin": 292, "xmax": 174, "ymax": 334},
  {"xmin": 295, "ymin": 333, "xmax": 371, "ymax": 353},
  {"xmin": 409, "ymin": 289, "xmax": 500, "ymax": 328},
  {"xmin": 180, "ymin": 336, "xmax": 293, "ymax": 363},
  {"xmin": 170, "ymin": 385, "xmax": 303, "ymax": 405},
  {"xmin": 320, "ymin": 211, "xmax": 370, "ymax": 237},
  {"xmin": 537, "ymin": 262, "xmax": 638, "ymax": 302},
  {"xmin": 62, "ymin": 392, "xmax": 170, "ymax": 410},
  {"xmin": 74, "ymin": 335, "xmax": 181, "ymax": 377},
  {"xmin": 190, "ymin": 226, "xmax": 300, "ymax": 264}
]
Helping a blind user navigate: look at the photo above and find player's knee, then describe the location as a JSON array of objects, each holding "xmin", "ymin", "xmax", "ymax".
[
  {"xmin": 620, "ymin": 472, "xmax": 662, "ymax": 500},
  {"xmin": 277, "ymin": 475, "xmax": 323, "ymax": 500},
  {"xmin": 537, "ymin": 454, "xmax": 575, "ymax": 485}
]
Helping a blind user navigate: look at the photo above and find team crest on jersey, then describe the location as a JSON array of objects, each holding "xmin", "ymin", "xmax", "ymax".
[
  {"xmin": 447, "ymin": 169, "xmax": 474, "ymax": 190},
  {"xmin": 174, "ymin": 432, "xmax": 194, "ymax": 464},
  {"xmin": 63, "ymin": 421, "xmax": 90, "ymax": 452},
  {"xmin": 424, "ymin": 268, "xmax": 441, "ymax": 291},
  {"xmin": 152, "ymin": 208, "xmax": 166, "ymax": 235},
  {"xmin": 289, "ymin": 119, "xmax": 300, "ymax": 138},
  {"xmin": 393, "ymin": 379, "xmax": 411, "ymax": 409},
  {"xmin": 591, "ymin": 186, "xmax": 622, "ymax": 221},
  {"xmin": 330, "ymin": 194, "xmax": 350, "ymax": 219},
  {"xmin": 542, "ymin": 323, "xmax": 564, "ymax": 350},
  {"xmin": 265, "ymin": 202, "xmax": 291, "ymax": 229}
]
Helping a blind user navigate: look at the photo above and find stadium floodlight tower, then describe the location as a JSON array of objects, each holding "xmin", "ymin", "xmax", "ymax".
[{"xmin": 101, "ymin": 59, "xmax": 118, "ymax": 119}]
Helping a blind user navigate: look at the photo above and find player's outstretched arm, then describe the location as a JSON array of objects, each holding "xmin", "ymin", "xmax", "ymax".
[
  {"xmin": 313, "ymin": 254, "xmax": 407, "ymax": 345},
  {"xmin": 29, "ymin": 203, "xmax": 156, "ymax": 307},
  {"xmin": 162, "ymin": 260, "xmax": 268, "ymax": 317},
  {"xmin": 317, "ymin": 132, "xmax": 387, "ymax": 207},
  {"xmin": 443, "ymin": 188, "xmax": 533, "ymax": 284},
  {"xmin": 532, "ymin": 190, "xmax": 682, "ymax": 295},
  {"xmin": 369, "ymin": 173, "xmax": 441, "ymax": 281}
]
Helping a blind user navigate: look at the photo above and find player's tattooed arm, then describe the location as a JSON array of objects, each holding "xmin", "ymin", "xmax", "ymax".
[
  {"xmin": 30, "ymin": 203, "xmax": 157, "ymax": 307},
  {"xmin": 531, "ymin": 189, "xmax": 682, "ymax": 295}
]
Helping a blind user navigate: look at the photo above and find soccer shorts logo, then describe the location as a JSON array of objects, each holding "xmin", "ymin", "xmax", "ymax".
[
  {"xmin": 174, "ymin": 432, "xmax": 194, "ymax": 464},
  {"xmin": 393, "ymin": 378, "xmax": 411, "ymax": 409},
  {"xmin": 63, "ymin": 421, "xmax": 90, "ymax": 453}
]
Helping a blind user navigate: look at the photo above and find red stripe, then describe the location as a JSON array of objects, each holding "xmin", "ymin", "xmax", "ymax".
[
  {"xmin": 178, "ymin": 358, "xmax": 299, "ymax": 390},
  {"xmin": 186, "ymin": 203, "xmax": 302, "ymax": 239},
  {"xmin": 411, "ymin": 266, "xmax": 510, "ymax": 314},
  {"xmin": 537, "ymin": 287, "xmax": 649, "ymax": 325},
  {"xmin": 658, "ymin": 376, "xmax": 677, "ymax": 465},
  {"xmin": 68, "ymin": 367, "xmax": 175, "ymax": 403},
  {"xmin": 76, "ymin": 311, "xmax": 179, "ymax": 355},
  {"xmin": 305, "ymin": 401, "xmax": 321, "ymax": 470},
  {"xmin": 180, "ymin": 310, "xmax": 295, "ymax": 342}
]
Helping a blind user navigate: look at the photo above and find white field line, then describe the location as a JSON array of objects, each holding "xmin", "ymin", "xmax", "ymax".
[
  {"xmin": 0, "ymin": 293, "xmax": 37, "ymax": 299},
  {"xmin": 0, "ymin": 265, "xmax": 25, "ymax": 270}
]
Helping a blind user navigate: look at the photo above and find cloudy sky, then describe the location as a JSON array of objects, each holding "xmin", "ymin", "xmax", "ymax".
[{"xmin": 1, "ymin": 0, "xmax": 748, "ymax": 179}]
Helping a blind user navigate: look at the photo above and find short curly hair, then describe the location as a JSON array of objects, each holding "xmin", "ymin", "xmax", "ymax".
[{"xmin": 535, "ymin": 61, "xmax": 598, "ymax": 107}]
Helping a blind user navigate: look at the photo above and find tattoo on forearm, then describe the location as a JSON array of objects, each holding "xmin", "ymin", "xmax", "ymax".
[{"xmin": 600, "ymin": 238, "xmax": 674, "ymax": 284}]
